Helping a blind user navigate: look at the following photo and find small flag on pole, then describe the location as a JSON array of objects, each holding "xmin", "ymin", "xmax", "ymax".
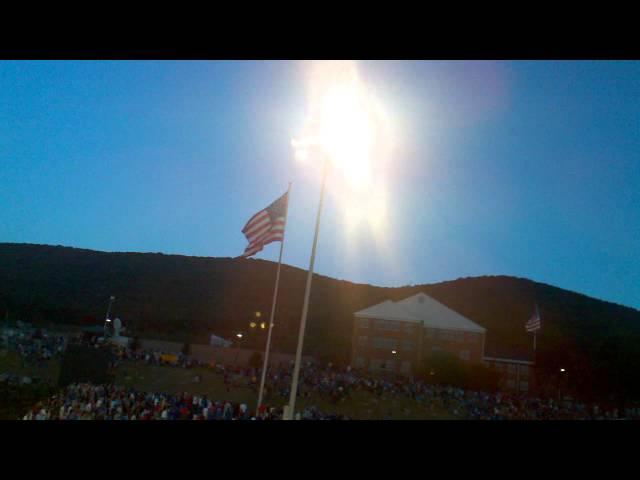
[
  {"xmin": 241, "ymin": 191, "xmax": 289, "ymax": 258},
  {"xmin": 525, "ymin": 305, "xmax": 541, "ymax": 332}
]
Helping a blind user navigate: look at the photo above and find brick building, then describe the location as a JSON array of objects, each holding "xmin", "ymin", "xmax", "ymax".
[
  {"xmin": 483, "ymin": 344, "xmax": 536, "ymax": 393},
  {"xmin": 352, "ymin": 292, "xmax": 538, "ymax": 392},
  {"xmin": 352, "ymin": 292, "xmax": 486, "ymax": 376}
]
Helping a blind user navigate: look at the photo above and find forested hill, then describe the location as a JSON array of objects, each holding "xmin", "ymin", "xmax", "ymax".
[{"xmin": 1, "ymin": 243, "xmax": 639, "ymax": 400}]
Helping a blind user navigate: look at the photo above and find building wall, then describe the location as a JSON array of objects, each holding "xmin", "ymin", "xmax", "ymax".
[
  {"xmin": 351, "ymin": 317, "xmax": 485, "ymax": 376},
  {"xmin": 351, "ymin": 317, "xmax": 420, "ymax": 376},
  {"xmin": 483, "ymin": 359, "xmax": 535, "ymax": 393},
  {"xmin": 422, "ymin": 327, "xmax": 484, "ymax": 364}
]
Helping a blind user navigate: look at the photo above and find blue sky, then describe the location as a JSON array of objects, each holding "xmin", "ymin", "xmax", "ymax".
[{"xmin": 1, "ymin": 60, "xmax": 639, "ymax": 309}]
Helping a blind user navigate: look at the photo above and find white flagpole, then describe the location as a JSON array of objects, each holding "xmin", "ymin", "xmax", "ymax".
[
  {"xmin": 285, "ymin": 158, "xmax": 329, "ymax": 420},
  {"xmin": 256, "ymin": 183, "xmax": 292, "ymax": 416}
]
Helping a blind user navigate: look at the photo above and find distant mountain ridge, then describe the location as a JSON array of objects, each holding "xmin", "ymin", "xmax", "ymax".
[{"xmin": 1, "ymin": 242, "xmax": 639, "ymax": 401}]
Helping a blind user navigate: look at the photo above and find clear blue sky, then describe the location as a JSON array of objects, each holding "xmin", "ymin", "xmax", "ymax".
[{"xmin": 1, "ymin": 60, "xmax": 638, "ymax": 309}]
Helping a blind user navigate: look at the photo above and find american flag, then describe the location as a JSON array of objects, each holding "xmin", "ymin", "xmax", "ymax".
[
  {"xmin": 241, "ymin": 191, "xmax": 289, "ymax": 258},
  {"xmin": 525, "ymin": 305, "xmax": 541, "ymax": 332}
]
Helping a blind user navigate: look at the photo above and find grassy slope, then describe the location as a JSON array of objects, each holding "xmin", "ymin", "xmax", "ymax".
[
  {"xmin": 0, "ymin": 351, "xmax": 453, "ymax": 420},
  {"xmin": 114, "ymin": 362, "xmax": 456, "ymax": 420},
  {"xmin": 0, "ymin": 351, "xmax": 59, "ymax": 419}
]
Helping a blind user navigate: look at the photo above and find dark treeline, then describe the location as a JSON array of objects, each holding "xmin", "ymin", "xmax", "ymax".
[{"xmin": 1, "ymin": 243, "xmax": 639, "ymax": 403}]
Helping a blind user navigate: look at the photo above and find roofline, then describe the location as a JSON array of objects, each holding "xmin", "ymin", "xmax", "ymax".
[
  {"xmin": 354, "ymin": 312, "xmax": 422, "ymax": 323},
  {"xmin": 398, "ymin": 292, "xmax": 487, "ymax": 332},
  {"xmin": 429, "ymin": 325, "xmax": 486, "ymax": 333},
  {"xmin": 354, "ymin": 313, "xmax": 486, "ymax": 332},
  {"xmin": 483, "ymin": 356, "xmax": 535, "ymax": 366}
]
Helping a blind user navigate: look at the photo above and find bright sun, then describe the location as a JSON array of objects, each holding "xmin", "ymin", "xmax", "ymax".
[{"xmin": 292, "ymin": 61, "xmax": 393, "ymax": 231}]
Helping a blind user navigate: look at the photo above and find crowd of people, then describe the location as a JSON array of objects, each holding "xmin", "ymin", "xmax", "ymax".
[
  {"xmin": 205, "ymin": 362, "xmax": 640, "ymax": 420},
  {"xmin": 20, "ymin": 354, "xmax": 640, "ymax": 420},
  {"xmin": 7, "ymin": 326, "xmax": 640, "ymax": 420},
  {"xmin": 2, "ymin": 326, "xmax": 67, "ymax": 366},
  {"xmin": 113, "ymin": 346, "xmax": 205, "ymax": 369},
  {"xmin": 21, "ymin": 383, "xmax": 350, "ymax": 420}
]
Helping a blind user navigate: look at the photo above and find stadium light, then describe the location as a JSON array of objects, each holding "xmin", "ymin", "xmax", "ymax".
[
  {"xmin": 236, "ymin": 333, "xmax": 243, "ymax": 338},
  {"xmin": 560, "ymin": 368, "xmax": 566, "ymax": 372},
  {"xmin": 250, "ymin": 322, "xmax": 257, "ymax": 328},
  {"xmin": 260, "ymin": 322, "xmax": 267, "ymax": 329},
  {"xmin": 391, "ymin": 350, "xmax": 397, "ymax": 355},
  {"xmin": 255, "ymin": 311, "xmax": 262, "ymax": 318}
]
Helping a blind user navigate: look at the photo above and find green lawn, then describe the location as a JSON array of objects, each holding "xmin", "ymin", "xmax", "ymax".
[
  {"xmin": 0, "ymin": 350, "xmax": 61, "ymax": 383},
  {"xmin": 115, "ymin": 362, "xmax": 456, "ymax": 420},
  {"xmin": 0, "ymin": 350, "xmax": 59, "ymax": 419}
]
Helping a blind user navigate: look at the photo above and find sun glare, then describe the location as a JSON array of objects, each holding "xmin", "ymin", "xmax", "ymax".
[
  {"xmin": 317, "ymin": 82, "xmax": 375, "ymax": 190},
  {"xmin": 292, "ymin": 61, "xmax": 394, "ymax": 231}
]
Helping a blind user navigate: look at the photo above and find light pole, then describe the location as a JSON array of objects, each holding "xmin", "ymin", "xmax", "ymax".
[
  {"xmin": 104, "ymin": 296, "xmax": 115, "ymax": 338},
  {"xmin": 559, "ymin": 368, "xmax": 568, "ymax": 400},
  {"xmin": 285, "ymin": 62, "xmax": 386, "ymax": 419},
  {"xmin": 234, "ymin": 333, "xmax": 244, "ymax": 365}
]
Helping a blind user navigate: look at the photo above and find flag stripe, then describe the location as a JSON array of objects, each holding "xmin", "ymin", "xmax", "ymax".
[
  {"xmin": 242, "ymin": 210, "xmax": 269, "ymax": 232},
  {"xmin": 240, "ymin": 191, "xmax": 289, "ymax": 258},
  {"xmin": 247, "ymin": 224, "xmax": 272, "ymax": 243},
  {"xmin": 525, "ymin": 308, "xmax": 541, "ymax": 332},
  {"xmin": 243, "ymin": 214, "xmax": 271, "ymax": 237}
]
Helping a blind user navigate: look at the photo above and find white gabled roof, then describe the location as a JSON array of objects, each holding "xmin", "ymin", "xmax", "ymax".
[
  {"xmin": 355, "ymin": 292, "xmax": 486, "ymax": 333},
  {"xmin": 354, "ymin": 300, "xmax": 422, "ymax": 323}
]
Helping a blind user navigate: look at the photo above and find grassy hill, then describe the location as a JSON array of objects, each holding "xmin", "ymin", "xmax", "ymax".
[{"xmin": 1, "ymin": 242, "xmax": 639, "ymax": 402}]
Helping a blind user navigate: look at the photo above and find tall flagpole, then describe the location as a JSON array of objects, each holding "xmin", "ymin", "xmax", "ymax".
[
  {"xmin": 256, "ymin": 182, "xmax": 292, "ymax": 416},
  {"xmin": 285, "ymin": 158, "xmax": 329, "ymax": 420}
]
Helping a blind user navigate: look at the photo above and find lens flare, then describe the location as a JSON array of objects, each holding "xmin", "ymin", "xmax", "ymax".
[{"xmin": 292, "ymin": 61, "xmax": 394, "ymax": 232}]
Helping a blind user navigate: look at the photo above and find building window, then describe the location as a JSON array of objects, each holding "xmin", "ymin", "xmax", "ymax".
[
  {"xmin": 357, "ymin": 336, "xmax": 368, "ymax": 347},
  {"xmin": 377, "ymin": 320, "xmax": 402, "ymax": 331},
  {"xmin": 358, "ymin": 318, "xmax": 369, "ymax": 329},
  {"xmin": 403, "ymin": 341, "xmax": 413, "ymax": 351},
  {"xmin": 520, "ymin": 381, "xmax": 529, "ymax": 391},
  {"xmin": 508, "ymin": 364, "xmax": 517, "ymax": 374},
  {"xmin": 354, "ymin": 357, "xmax": 366, "ymax": 368},
  {"xmin": 431, "ymin": 346, "xmax": 442, "ymax": 353},
  {"xmin": 372, "ymin": 337, "xmax": 397, "ymax": 350},
  {"xmin": 520, "ymin": 366, "xmax": 529, "ymax": 378},
  {"xmin": 459, "ymin": 350, "xmax": 470, "ymax": 361},
  {"xmin": 425, "ymin": 328, "xmax": 433, "ymax": 338},
  {"xmin": 440, "ymin": 330, "xmax": 458, "ymax": 342},
  {"xmin": 507, "ymin": 379, "xmax": 516, "ymax": 389}
]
